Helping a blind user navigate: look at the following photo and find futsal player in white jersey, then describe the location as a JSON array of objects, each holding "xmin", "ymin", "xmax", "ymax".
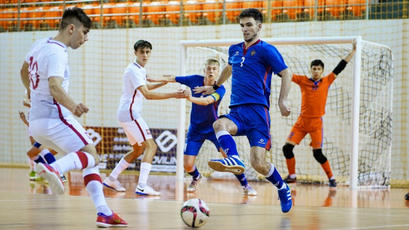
[
  {"xmin": 103, "ymin": 40, "xmax": 186, "ymax": 195},
  {"xmin": 20, "ymin": 7, "xmax": 127, "ymax": 227}
]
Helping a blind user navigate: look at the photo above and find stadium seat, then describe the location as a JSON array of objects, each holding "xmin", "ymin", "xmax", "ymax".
[
  {"xmin": 201, "ymin": 0, "xmax": 222, "ymax": 24},
  {"xmin": 283, "ymin": 0, "xmax": 303, "ymax": 20},
  {"xmin": 262, "ymin": 0, "xmax": 283, "ymax": 21},
  {"xmin": 31, "ymin": 7, "xmax": 47, "ymax": 30},
  {"xmin": 143, "ymin": 0, "xmax": 166, "ymax": 26},
  {"xmin": 127, "ymin": 1, "xmax": 141, "ymax": 27},
  {"xmin": 325, "ymin": 0, "xmax": 347, "ymax": 18},
  {"xmin": 183, "ymin": 0, "xmax": 202, "ymax": 25},
  {"xmin": 43, "ymin": 6, "xmax": 63, "ymax": 29},
  {"xmin": 0, "ymin": 9, "xmax": 7, "ymax": 31},
  {"xmin": 19, "ymin": 6, "xmax": 41, "ymax": 30},
  {"xmin": 165, "ymin": 0, "xmax": 180, "ymax": 25},
  {"xmin": 0, "ymin": 7, "xmax": 17, "ymax": 31},
  {"xmin": 103, "ymin": 2, "xmax": 128, "ymax": 28},
  {"xmin": 225, "ymin": 0, "xmax": 242, "ymax": 23},
  {"xmin": 242, "ymin": 0, "xmax": 263, "ymax": 10},
  {"xmin": 347, "ymin": 0, "xmax": 366, "ymax": 17},
  {"xmin": 303, "ymin": 0, "xmax": 325, "ymax": 19},
  {"xmin": 81, "ymin": 3, "xmax": 101, "ymax": 28}
]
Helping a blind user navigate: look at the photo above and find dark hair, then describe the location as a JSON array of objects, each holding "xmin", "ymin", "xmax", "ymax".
[
  {"xmin": 134, "ymin": 40, "xmax": 152, "ymax": 51},
  {"xmin": 60, "ymin": 7, "xmax": 91, "ymax": 30},
  {"xmin": 310, "ymin": 59, "xmax": 325, "ymax": 69},
  {"xmin": 239, "ymin": 8, "xmax": 263, "ymax": 23}
]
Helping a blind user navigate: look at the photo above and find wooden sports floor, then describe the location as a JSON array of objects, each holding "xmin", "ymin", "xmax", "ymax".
[{"xmin": 0, "ymin": 167, "xmax": 408, "ymax": 230}]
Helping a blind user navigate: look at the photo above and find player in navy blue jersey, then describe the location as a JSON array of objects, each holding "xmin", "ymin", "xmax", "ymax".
[
  {"xmin": 149, "ymin": 58, "xmax": 257, "ymax": 195},
  {"xmin": 194, "ymin": 8, "xmax": 293, "ymax": 213}
]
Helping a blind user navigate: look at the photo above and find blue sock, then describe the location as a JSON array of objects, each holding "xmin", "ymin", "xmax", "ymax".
[
  {"xmin": 266, "ymin": 165, "xmax": 284, "ymax": 189},
  {"xmin": 235, "ymin": 173, "xmax": 248, "ymax": 187},
  {"xmin": 43, "ymin": 152, "xmax": 56, "ymax": 164},
  {"xmin": 216, "ymin": 131, "xmax": 239, "ymax": 157},
  {"xmin": 34, "ymin": 156, "xmax": 46, "ymax": 164},
  {"xmin": 188, "ymin": 167, "xmax": 200, "ymax": 180}
]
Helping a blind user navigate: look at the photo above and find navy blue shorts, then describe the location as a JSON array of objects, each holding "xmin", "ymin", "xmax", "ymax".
[
  {"xmin": 184, "ymin": 129, "xmax": 220, "ymax": 156},
  {"xmin": 222, "ymin": 104, "xmax": 271, "ymax": 150}
]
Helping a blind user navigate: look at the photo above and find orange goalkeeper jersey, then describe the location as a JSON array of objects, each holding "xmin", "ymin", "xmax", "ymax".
[{"xmin": 292, "ymin": 73, "xmax": 336, "ymax": 118}]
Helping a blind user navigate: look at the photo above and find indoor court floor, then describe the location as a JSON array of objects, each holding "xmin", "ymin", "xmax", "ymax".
[{"xmin": 0, "ymin": 167, "xmax": 408, "ymax": 230}]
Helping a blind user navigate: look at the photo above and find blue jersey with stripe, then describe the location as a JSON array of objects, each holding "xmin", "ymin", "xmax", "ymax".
[
  {"xmin": 228, "ymin": 40, "xmax": 287, "ymax": 108},
  {"xmin": 175, "ymin": 75, "xmax": 226, "ymax": 133}
]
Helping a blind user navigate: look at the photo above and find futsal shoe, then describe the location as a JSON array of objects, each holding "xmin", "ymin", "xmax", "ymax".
[
  {"xmin": 283, "ymin": 175, "xmax": 297, "ymax": 184},
  {"xmin": 277, "ymin": 183, "xmax": 292, "ymax": 213},
  {"xmin": 187, "ymin": 175, "xmax": 201, "ymax": 193},
  {"xmin": 35, "ymin": 163, "xmax": 64, "ymax": 195},
  {"xmin": 329, "ymin": 179, "xmax": 337, "ymax": 188},
  {"xmin": 96, "ymin": 212, "xmax": 128, "ymax": 228},
  {"xmin": 135, "ymin": 185, "xmax": 160, "ymax": 196},
  {"xmin": 208, "ymin": 155, "xmax": 245, "ymax": 175},
  {"xmin": 103, "ymin": 177, "xmax": 126, "ymax": 192},
  {"xmin": 243, "ymin": 185, "xmax": 257, "ymax": 196}
]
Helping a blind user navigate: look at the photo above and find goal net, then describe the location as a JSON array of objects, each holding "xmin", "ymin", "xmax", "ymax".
[{"xmin": 178, "ymin": 37, "xmax": 393, "ymax": 188}]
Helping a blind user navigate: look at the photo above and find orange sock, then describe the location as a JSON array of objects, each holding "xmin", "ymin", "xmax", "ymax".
[
  {"xmin": 321, "ymin": 161, "xmax": 333, "ymax": 179},
  {"xmin": 286, "ymin": 157, "xmax": 296, "ymax": 175}
]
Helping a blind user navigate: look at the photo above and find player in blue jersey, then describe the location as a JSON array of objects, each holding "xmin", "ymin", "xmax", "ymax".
[
  {"xmin": 149, "ymin": 58, "xmax": 257, "ymax": 195},
  {"xmin": 194, "ymin": 8, "xmax": 293, "ymax": 213}
]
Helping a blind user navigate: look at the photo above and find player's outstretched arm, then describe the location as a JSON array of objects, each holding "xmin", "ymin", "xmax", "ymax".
[
  {"xmin": 333, "ymin": 42, "xmax": 357, "ymax": 77},
  {"xmin": 147, "ymin": 74, "xmax": 176, "ymax": 83},
  {"xmin": 278, "ymin": 68, "xmax": 292, "ymax": 117},
  {"xmin": 49, "ymin": 77, "xmax": 89, "ymax": 117},
  {"xmin": 193, "ymin": 64, "xmax": 232, "ymax": 95},
  {"xmin": 20, "ymin": 61, "xmax": 30, "ymax": 98},
  {"xmin": 344, "ymin": 41, "xmax": 357, "ymax": 63},
  {"xmin": 146, "ymin": 81, "xmax": 168, "ymax": 90},
  {"xmin": 138, "ymin": 85, "xmax": 186, "ymax": 100},
  {"xmin": 184, "ymin": 89, "xmax": 216, "ymax": 106},
  {"xmin": 146, "ymin": 75, "xmax": 175, "ymax": 90},
  {"xmin": 18, "ymin": 111, "xmax": 29, "ymax": 126}
]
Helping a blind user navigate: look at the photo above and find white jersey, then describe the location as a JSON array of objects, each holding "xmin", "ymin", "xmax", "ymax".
[
  {"xmin": 25, "ymin": 37, "xmax": 71, "ymax": 121},
  {"xmin": 117, "ymin": 62, "xmax": 146, "ymax": 122}
]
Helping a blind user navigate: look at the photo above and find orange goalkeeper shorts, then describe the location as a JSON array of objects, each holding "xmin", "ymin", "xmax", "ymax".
[{"xmin": 287, "ymin": 116, "xmax": 323, "ymax": 149}]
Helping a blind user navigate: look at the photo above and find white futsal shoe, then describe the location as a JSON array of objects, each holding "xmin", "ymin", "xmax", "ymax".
[
  {"xmin": 243, "ymin": 185, "xmax": 257, "ymax": 196},
  {"xmin": 35, "ymin": 163, "xmax": 64, "ymax": 195},
  {"xmin": 135, "ymin": 185, "xmax": 160, "ymax": 196},
  {"xmin": 103, "ymin": 177, "xmax": 126, "ymax": 192}
]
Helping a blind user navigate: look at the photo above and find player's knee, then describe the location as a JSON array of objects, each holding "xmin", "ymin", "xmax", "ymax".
[
  {"xmin": 183, "ymin": 160, "xmax": 194, "ymax": 172},
  {"xmin": 146, "ymin": 139, "xmax": 157, "ymax": 151},
  {"xmin": 81, "ymin": 144, "xmax": 100, "ymax": 165},
  {"xmin": 313, "ymin": 149, "xmax": 327, "ymax": 164},
  {"xmin": 212, "ymin": 119, "xmax": 223, "ymax": 132},
  {"xmin": 282, "ymin": 143, "xmax": 295, "ymax": 159}
]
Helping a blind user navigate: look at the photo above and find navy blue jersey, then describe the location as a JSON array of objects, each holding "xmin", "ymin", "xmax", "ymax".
[
  {"xmin": 175, "ymin": 75, "xmax": 226, "ymax": 133},
  {"xmin": 228, "ymin": 40, "xmax": 287, "ymax": 108}
]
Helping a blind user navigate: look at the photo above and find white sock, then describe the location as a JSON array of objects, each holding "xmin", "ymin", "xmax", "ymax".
[
  {"xmin": 138, "ymin": 162, "xmax": 152, "ymax": 189},
  {"xmin": 83, "ymin": 167, "xmax": 112, "ymax": 216},
  {"xmin": 29, "ymin": 158, "xmax": 35, "ymax": 170},
  {"xmin": 109, "ymin": 157, "xmax": 130, "ymax": 180},
  {"xmin": 51, "ymin": 151, "xmax": 95, "ymax": 175}
]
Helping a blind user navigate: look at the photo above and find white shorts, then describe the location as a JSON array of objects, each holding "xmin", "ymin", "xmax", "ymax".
[
  {"xmin": 29, "ymin": 116, "xmax": 93, "ymax": 154},
  {"xmin": 120, "ymin": 117, "xmax": 152, "ymax": 146}
]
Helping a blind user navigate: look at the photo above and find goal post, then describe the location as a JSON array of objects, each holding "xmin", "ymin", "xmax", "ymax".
[{"xmin": 177, "ymin": 36, "xmax": 393, "ymax": 189}]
